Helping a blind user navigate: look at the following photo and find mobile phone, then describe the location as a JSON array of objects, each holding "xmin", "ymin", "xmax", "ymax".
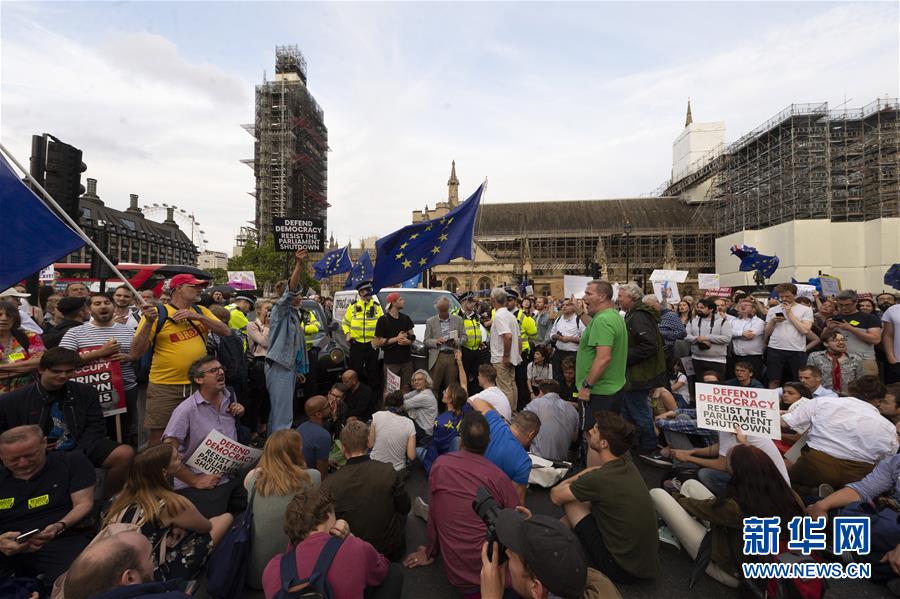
[{"xmin": 16, "ymin": 528, "xmax": 40, "ymax": 543}]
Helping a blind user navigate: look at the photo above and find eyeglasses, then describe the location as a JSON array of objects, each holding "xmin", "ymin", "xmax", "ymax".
[{"xmin": 200, "ymin": 366, "xmax": 225, "ymax": 375}]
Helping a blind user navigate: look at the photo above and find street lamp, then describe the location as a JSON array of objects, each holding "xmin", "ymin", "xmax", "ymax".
[{"xmin": 623, "ymin": 219, "xmax": 633, "ymax": 283}]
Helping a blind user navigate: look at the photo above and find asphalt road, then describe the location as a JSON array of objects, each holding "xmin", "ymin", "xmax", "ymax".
[{"xmin": 204, "ymin": 455, "xmax": 893, "ymax": 599}]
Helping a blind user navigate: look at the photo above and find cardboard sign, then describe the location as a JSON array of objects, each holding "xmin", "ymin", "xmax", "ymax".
[
  {"xmin": 272, "ymin": 217, "xmax": 325, "ymax": 252},
  {"xmin": 563, "ymin": 275, "xmax": 593, "ymax": 300},
  {"xmin": 185, "ymin": 429, "xmax": 262, "ymax": 476},
  {"xmin": 695, "ymin": 383, "xmax": 781, "ymax": 439},
  {"xmin": 226, "ymin": 271, "xmax": 257, "ymax": 291},
  {"xmin": 385, "ymin": 368, "xmax": 401, "ymax": 394},
  {"xmin": 650, "ymin": 270, "xmax": 688, "ymax": 283},
  {"xmin": 698, "ymin": 273, "xmax": 721, "ymax": 290},
  {"xmin": 653, "ymin": 281, "xmax": 680, "ymax": 304},
  {"xmin": 796, "ymin": 284, "xmax": 816, "ymax": 300},
  {"xmin": 39, "ymin": 265, "xmax": 57, "ymax": 283},
  {"xmin": 71, "ymin": 348, "xmax": 126, "ymax": 417},
  {"xmin": 820, "ymin": 276, "xmax": 841, "ymax": 297},
  {"xmin": 704, "ymin": 287, "xmax": 733, "ymax": 298}
]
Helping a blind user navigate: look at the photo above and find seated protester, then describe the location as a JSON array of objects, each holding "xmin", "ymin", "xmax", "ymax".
[
  {"xmin": 64, "ymin": 531, "xmax": 189, "ymax": 599},
  {"xmin": 797, "ymin": 364, "xmax": 839, "ymax": 398},
  {"xmin": 297, "ymin": 394, "xmax": 334, "ymax": 481},
  {"xmin": 480, "ymin": 509, "xmax": 623, "ymax": 599},
  {"xmin": 340, "ymin": 369, "xmax": 378, "ymax": 424},
  {"xmin": 368, "ymin": 390, "xmax": 416, "ymax": 472},
  {"xmin": 40, "ymin": 296, "xmax": 88, "ymax": 349},
  {"xmin": 647, "ymin": 371, "xmax": 723, "ymax": 467},
  {"xmin": 651, "ymin": 444, "xmax": 806, "ymax": 588},
  {"xmin": 0, "ymin": 298, "xmax": 46, "ymax": 394},
  {"xmin": 0, "ymin": 425, "xmax": 95, "ymax": 584},
  {"xmin": 403, "ymin": 369, "xmax": 438, "ymax": 443},
  {"xmin": 670, "ymin": 365, "xmax": 691, "ymax": 408},
  {"xmin": 244, "ymin": 429, "xmax": 319, "ymax": 590},
  {"xmin": 524, "ymin": 379, "xmax": 579, "ymax": 462},
  {"xmin": 526, "ymin": 345, "xmax": 553, "ymax": 397},
  {"xmin": 558, "ymin": 355, "xmax": 580, "ymax": 404},
  {"xmin": 261, "ymin": 486, "xmax": 403, "ymax": 599},
  {"xmin": 468, "ymin": 364, "xmax": 512, "ymax": 421},
  {"xmin": 723, "ymin": 360, "xmax": 764, "ymax": 388},
  {"xmin": 550, "ymin": 412, "xmax": 658, "ymax": 583},
  {"xmin": 0, "ymin": 347, "xmax": 134, "ymax": 498},
  {"xmin": 161, "ymin": 355, "xmax": 249, "ymax": 518},
  {"xmin": 670, "ymin": 426, "xmax": 790, "ymax": 497},
  {"xmin": 322, "ymin": 421, "xmax": 411, "ymax": 562},
  {"xmin": 808, "ymin": 453, "xmax": 900, "ymax": 590},
  {"xmin": 403, "ymin": 412, "xmax": 519, "ymax": 594},
  {"xmin": 807, "ymin": 330, "xmax": 864, "ymax": 394},
  {"xmin": 879, "ymin": 383, "xmax": 900, "ymax": 427},
  {"xmin": 782, "ymin": 375, "xmax": 899, "ymax": 496},
  {"xmin": 104, "ymin": 444, "xmax": 232, "ymax": 585},
  {"xmin": 470, "ymin": 399, "xmax": 540, "ymax": 503},
  {"xmin": 420, "ymin": 383, "xmax": 471, "ymax": 475},
  {"xmin": 773, "ymin": 382, "xmax": 815, "ymax": 454}
]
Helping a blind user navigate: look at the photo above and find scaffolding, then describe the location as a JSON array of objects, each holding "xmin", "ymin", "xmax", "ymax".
[{"xmin": 251, "ymin": 46, "xmax": 328, "ymax": 240}]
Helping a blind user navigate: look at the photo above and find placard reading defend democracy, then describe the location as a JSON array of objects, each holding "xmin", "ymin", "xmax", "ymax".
[
  {"xmin": 272, "ymin": 217, "xmax": 325, "ymax": 252},
  {"xmin": 695, "ymin": 383, "xmax": 781, "ymax": 440},
  {"xmin": 185, "ymin": 429, "xmax": 263, "ymax": 476}
]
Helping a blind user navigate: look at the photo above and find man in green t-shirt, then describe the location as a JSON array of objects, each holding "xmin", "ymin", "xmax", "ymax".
[
  {"xmin": 550, "ymin": 411, "xmax": 659, "ymax": 582},
  {"xmin": 575, "ymin": 280, "xmax": 627, "ymax": 431}
]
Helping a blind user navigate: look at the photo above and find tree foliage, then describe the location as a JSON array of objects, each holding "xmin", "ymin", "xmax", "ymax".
[{"xmin": 206, "ymin": 268, "xmax": 228, "ymax": 285}]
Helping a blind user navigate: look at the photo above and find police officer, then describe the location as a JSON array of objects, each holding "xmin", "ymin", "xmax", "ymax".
[
  {"xmin": 342, "ymin": 280, "xmax": 383, "ymax": 389},
  {"xmin": 458, "ymin": 292, "xmax": 486, "ymax": 393},
  {"xmin": 225, "ymin": 294, "xmax": 254, "ymax": 335}
]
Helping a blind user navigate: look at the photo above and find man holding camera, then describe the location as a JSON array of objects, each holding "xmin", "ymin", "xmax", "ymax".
[{"xmin": 403, "ymin": 411, "xmax": 518, "ymax": 594}]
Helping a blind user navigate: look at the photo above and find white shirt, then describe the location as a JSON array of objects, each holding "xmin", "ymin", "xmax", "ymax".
[
  {"xmin": 884, "ymin": 305, "xmax": 900, "ymax": 359},
  {"xmin": 17, "ymin": 303, "xmax": 43, "ymax": 334},
  {"xmin": 718, "ymin": 431, "xmax": 790, "ymax": 486},
  {"xmin": 369, "ymin": 410, "xmax": 415, "ymax": 471},
  {"xmin": 766, "ymin": 304, "xmax": 814, "ymax": 352},
  {"xmin": 490, "ymin": 307, "xmax": 522, "ymax": 366},
  {"xmin": 731, "ymin": 316, "xmax": 766, "ymax": 356},
  {"xmin": 782, "ymin": 395, "xmax": 899, "ymax": 464},
  {"xmin": 785, "ymin": 398, "xmax": 811, "ymax": 433},
  {"xmin": 549, "ymin": 314, "xmax": 584, "ymax": 352},
  {"xmin": 812, "ymin": 385, "xmax": 838, "ymax": 398},
  {"xmin": 470, "ymin": 386, "xmax": 512, "ymax": 421}
]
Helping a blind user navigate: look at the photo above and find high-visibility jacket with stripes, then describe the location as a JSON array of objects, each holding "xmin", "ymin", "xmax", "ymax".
[
  {"xmin": 225, "ymin": 305, "xmax": 249, "ymax": 334},
  {"xmin": 460, "ymin": 311, "xmax": 482, "ymax": 350},
  {"xmin": 302, "ymin": 310, "xmax": 320, "ymax": 350},
  {"xmin": 342, "ymin": 298, "xmax": 383, "ymax": 343},
  {"xmin": 491, "ymin": 308, "xmax": 538, "ymax": 352}
]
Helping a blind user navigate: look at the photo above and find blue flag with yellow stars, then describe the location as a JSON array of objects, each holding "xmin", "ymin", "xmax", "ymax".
[
  {"xmin": 730, "ymin": 244, "xmax": 779, "ymax": 279},
  {"xmin": 313, "ymin": 245, "xmax": 352, "ymax": 280},
  {"xmin": 344, "ymin": 250, "xmax": 374, "ymax": 290},
  {"xmin": 885, "ymin": 264, "xmax": 900, "ymax": 291},
  {"xmin": 373, "ymin": 183, "xmax": 484, "ymax": 292}
]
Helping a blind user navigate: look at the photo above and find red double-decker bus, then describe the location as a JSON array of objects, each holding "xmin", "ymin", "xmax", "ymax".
[{"xmin": 50, "ymin": 263, "xmax": 212, "ymax": 295}]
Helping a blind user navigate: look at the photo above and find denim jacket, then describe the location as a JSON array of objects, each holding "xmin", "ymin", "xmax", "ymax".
[{"xmin": 267, "ymin": 284, "xmax": 305, "ymax": 370}]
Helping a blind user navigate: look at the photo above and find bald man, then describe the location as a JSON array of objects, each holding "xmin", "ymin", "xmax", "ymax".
[
  {"xmin": 340, "ymin": 369, "xmax": 378, "ymax": 424},
  {"xmin": 298, "ymin": 393, "xmax": 334, "ymax": 480},
  {"xmin": 64, "ymin": 531, "xmax": 187, "ymax": 598}
]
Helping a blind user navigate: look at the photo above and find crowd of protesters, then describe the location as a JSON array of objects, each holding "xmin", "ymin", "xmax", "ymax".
[{"xmin": 2, "ymin": 255, "xmax": 900, "ymax": 599}]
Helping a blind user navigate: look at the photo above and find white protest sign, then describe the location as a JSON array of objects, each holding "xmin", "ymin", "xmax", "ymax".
[
  {"xmin": 384, "ymin": 368, "xmax": 401, "ymax": 394},
  {"xmin": 650, "ymin": 270, "xmax": 688, "ymax": 283},
  {"xmin": 564, "ymin": 275, "xmax": 593, "ymax": 299},
  {"xmin": 795, "ymin": 284, "xmax": 816, "ymax": 300},
  {"xmin": 39, "ymin": 265, "xmax": 57, "ymax": 283},
  {"xmin": 698, "ymin": 273, "xmax": 721, "ymax": 290},
  {"xmin": 652, "ymin": 281, "xmax": 680, "ymax": 305},
  {"xmin": 695, "ymin": 383, "xmax": 781, "ymax": 440},
  {"xmin": 820, "ymin": 276, "xmax": 841, "ymax": 297},
  {"xmin": 185, "ymin": 429, "xmax": 262, "ymax": 476}
]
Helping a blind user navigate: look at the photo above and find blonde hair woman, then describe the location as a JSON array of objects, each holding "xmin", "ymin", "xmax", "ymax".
[{"xmin": 243, "ymin": 429, "xmax": 320, "ymax": 589}]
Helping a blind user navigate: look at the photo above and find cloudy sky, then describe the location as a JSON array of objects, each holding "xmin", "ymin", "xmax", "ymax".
[{"xmin": 2, "ymin": 1, "xmax": 896, "ymax": 254}]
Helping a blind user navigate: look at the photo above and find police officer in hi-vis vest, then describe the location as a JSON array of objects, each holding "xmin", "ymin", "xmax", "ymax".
[
  {"xmin": 457, "ymin": 292, "xmax": 486, "ymax": 393},
  {"xmin": 342, "ymin": 280, "xmax": 383, "ymax": 389}
]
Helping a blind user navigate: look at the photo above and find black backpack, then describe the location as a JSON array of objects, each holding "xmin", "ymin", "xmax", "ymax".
[
  {"xmin": 275, "ymin": 536, "xmax": 344, "ymax": 599},
  {"xmin": 211, "ymin": 332, "xmax": 249, "ymax": 388}
]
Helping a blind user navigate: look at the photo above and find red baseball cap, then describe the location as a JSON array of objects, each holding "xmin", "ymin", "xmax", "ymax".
[
  {"xmin": 169, "ymin": 274, "xmax": 209, "ymax": 288},
  {"xmin": 386, "ymin": 292, "xmax": 402, "ymax": 305}
]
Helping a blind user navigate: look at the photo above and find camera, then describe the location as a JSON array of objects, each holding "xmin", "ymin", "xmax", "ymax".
[
  {"xmin": 472, "ymin": 486, "xmax": 507, "ymax": 563},
  {"xmin": 697, "ymin": 341, "xmax": 711, "ymax": 351}
]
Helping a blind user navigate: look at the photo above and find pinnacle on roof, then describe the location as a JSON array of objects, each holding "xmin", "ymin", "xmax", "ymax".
[
  {"xmin": 448, "ymin": 160, "xmax": 459, "ymax": 185},
  {"xmin": 685, "ymin": 98, "xmax": 693, "ymax": 127}
]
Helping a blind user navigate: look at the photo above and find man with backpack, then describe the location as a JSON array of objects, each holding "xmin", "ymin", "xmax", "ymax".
[
  {"xmin": 131, "ymin": 274, "xmax": 232, "ymax": 445},
  {"xmin": 549, "ymin": 298, "xmax": 585, "ymax": 387}
]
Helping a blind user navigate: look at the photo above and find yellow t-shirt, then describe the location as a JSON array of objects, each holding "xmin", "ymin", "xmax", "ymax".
[{"xmin": 135, "ymin": 304, "xmax": 214, "ymax": 385}]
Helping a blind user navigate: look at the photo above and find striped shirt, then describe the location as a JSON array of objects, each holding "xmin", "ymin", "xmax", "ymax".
[{"xmin": 59, "ymin": 322, "xmax": 137, "ymax": 389}]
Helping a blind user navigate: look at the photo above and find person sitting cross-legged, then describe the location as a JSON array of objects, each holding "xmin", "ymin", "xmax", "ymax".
[
  {"xmin": 550, "ymin": 412, "xmax": 659, "ymax": 583},
  {"xmin": 524, "ymin": 379, "xmax": 580, "ymax": 462}
]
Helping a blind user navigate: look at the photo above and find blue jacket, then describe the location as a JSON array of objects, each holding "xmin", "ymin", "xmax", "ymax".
[
  {"xmin": 92, "ymin": 581, "xmax": 189, "ymax": 599},
  {"xmin": 267, "ymin": 283, "xmax": 306, "ymax": 370}
]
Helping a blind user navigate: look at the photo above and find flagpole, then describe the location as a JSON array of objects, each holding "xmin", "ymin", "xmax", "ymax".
[
  {"xmin": 471, "ymin": 177, "xmax": 487, "ymax": 293},
  {"xmin": 0, "ymin": 141, "xmax": 148, "ymax": 305}
]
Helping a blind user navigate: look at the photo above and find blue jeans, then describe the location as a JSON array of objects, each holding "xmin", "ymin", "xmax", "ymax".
[
  {"xmin": 620, "ymin": 389, "xmax": 656, "ymax": 453},
  {"xmin": 265, "ymin": 361, "xmax": 296, "ymax": 434},
  {"xmin": 697, "ymin": 467, "xmax": 731, "ymax": 497}
]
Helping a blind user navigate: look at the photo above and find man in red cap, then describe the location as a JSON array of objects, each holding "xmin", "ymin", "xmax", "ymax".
[
  {"xmin": 132, "ymin": 274, "xmax": 232, "ymax": 444},
  {"xmin": 374, "ymin": 291, "xmax": 416, "ymax": 391}
]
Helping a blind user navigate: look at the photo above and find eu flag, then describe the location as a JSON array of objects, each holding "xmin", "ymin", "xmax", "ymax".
[
  {"xmin": 885, "ymin": 264, "xmax": 900, "ymax": 291},
  {"xmin": 373, "ymin": 183, "xmax": 484, "ymax": 292},
  {"xmin": 730, "ymin": 244, "xmax": 779, "ymax": 279},
  {"xmin": 313, "ymin": 245, "xmax": 352, "ymax": 280},
  {"xmin": 344, "ymin": 250, "xmax": 374, "ymax": 290},
  {"xmin": 0, "ymin": 154, "xmax": 85, "ymax": 290}
]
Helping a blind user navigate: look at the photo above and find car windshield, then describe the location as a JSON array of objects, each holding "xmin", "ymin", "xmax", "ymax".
[
  {"xmin": 376, "ymin": 291, "xmax": 460, "ymax": 324},
  {"xmin": 301, "ymin": 301, "xmax": 327, "ymax": 335}
]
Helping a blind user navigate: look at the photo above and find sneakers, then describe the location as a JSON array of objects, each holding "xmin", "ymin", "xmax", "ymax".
[
  {"xmin": 413, "ymin": 496, "xmax": 429, "ymax": 522},
  {"xmin": 639, "ymin": 451, "xmax": 673, "ymax": 468},
  {"xmin": 658, "ymin": 525, "xmax": 681, "ymax": 551},
  {"xmin": 662, "ymin": 478, "xmax": 683, "ymax": 494}
]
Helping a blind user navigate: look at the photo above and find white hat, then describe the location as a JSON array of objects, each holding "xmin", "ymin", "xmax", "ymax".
[{"xmin": 0, "ymin": 288, "xmax": 30, "ymax": 299}]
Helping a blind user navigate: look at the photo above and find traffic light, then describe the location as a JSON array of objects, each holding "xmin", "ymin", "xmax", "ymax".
[
  {"xmin": 30, "ymin": 134, "xmax": 86, "ymax": 222},
  {"xmin": 590, "ymin": 261, "xmax": 600, "ymax": 279},
  {"xmin": 89, "ymin": 225, "xmax": 117, "ymax": 281}
]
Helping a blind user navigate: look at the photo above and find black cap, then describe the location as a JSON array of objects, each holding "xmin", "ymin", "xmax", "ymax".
[
  {"xmin": 355, "ymin": 280, "xmax": 373, "ymax": 293},
  {"xmin": 233, "ymin": 294, "xmax": 256, "ymax": 304},
  {"xmin": 505, "ymin": 288, "xmax": 520, "ymax": 300},
  {"xmin": 494, "ymin": 509, "xmax": 587, "ymax": 597},
  {"xmin": 458, "ymin": 291, "xmax": 475, "ymax": 302}
]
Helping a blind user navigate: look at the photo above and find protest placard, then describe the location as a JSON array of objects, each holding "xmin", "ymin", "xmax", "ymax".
[
  {"xmin": 650, "ymin": 269, "xmax": 688, "ymax": 283},
  {"xmin": 563, "ymin": 275, "xmax": 592, "ymax": 299},
  {"xmin": 704, "ymin": 287, "xmax": 733, "ymax": 298},
  {"xmin": 272, "ymin": 217, "xmax": 326, "ymax": 252},
  {"xmin": 695, "ymin": 383, "xmax": 781, "ymax": 439},
  {"xmin": 698, "ymin": 273, "xmax": 721, "ymax": 290},
  {"xmin": 185, "ymin": 429, "xmax": 262, "ymax": 476},
  {"xmin": 71, "ymin": 348, "xmax": 126, "ymax": 417},
  {"xmin": 796, "ymin": 284, "xmax": 816, "ymax": 300},
  {"xmin": 385, "ymin": 368, "xmax": 401, "ymax": 394},
  {"xmin": 39, "ymin": 265, "xmax": 57, "ymax": 283},
  {"xmin": 820, "ymin": 276, "xmax": 841, "ymax": 297},
  {"xmin": 680, "ymin": 357, "xmax": 695, "ymax": 376},
  {"xmin": 226, "ymin": 271, "xmax": 257, "ymax": 290},
  {"xmin": 652, "ymin": 280, "xmax": 680, "ymax": 304}
]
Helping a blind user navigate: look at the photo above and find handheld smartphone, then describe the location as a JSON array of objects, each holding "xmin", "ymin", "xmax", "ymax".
[{"xmin": 16, "ymin": 528, "xmax": 40, "ymax": 543}]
